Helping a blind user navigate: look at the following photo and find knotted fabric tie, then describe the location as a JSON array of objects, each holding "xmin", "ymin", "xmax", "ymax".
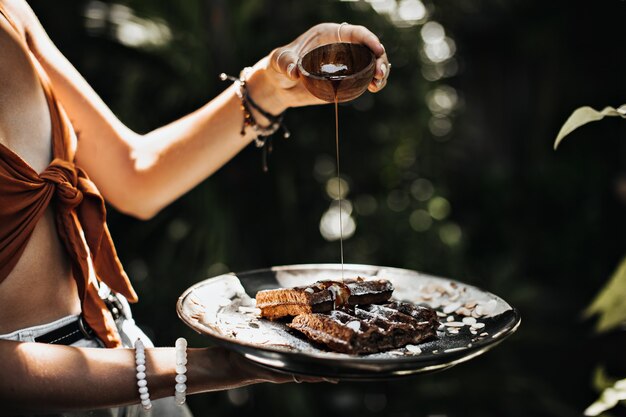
[
  {"xmin": 40, "ymin": 158, "xmax": 83, "ymax": 208},
  {"xmin": 0, "ymin": 155, "xmax": 138, "ymax": 347}
]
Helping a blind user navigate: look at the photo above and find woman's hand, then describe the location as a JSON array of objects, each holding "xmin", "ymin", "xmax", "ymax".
[
  {"xmin": 251, "ymin": 23, "xmax": 390, "ymax": 112},
  {"xmin": 223, "ymin": 348, "xmax": 336, "ymax": 386}
]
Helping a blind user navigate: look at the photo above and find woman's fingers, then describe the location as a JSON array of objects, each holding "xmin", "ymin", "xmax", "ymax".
[
  {"xmin": 335, "ymin": 23, "xmax": 389, "ymax": 92},
  {"xmin": 271, "ymin": 48, "xmax": 300, "ymax": 80},
  {"xmin": 291, "ymin": 374, "xmax": 339, "ymax": 384},
  {"xmin": 337, "ymin": 23, "xmax": 385, "ymax": 57},
  {"xmin": 374, "ymin": 53, "xmax": 390, "ymax": 79},
  {"xmin": 369, "ymin": 56, "xmax": 391, "ymax": 93}
]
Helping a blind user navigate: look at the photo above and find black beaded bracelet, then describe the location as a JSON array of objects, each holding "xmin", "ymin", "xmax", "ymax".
[{"xmin": 220, "ymin": 68, "xmax": 290, "ymax": 171}]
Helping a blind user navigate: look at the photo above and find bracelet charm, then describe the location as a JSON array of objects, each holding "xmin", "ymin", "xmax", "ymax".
[{"xmin": 220, "ymin": 68, "xmax": 290, "ymax": 171}]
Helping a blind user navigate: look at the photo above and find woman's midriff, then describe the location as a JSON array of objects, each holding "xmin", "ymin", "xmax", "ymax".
[{"xmin": 0, "ymin": 209, "xmax": 81, "ymax": 334}]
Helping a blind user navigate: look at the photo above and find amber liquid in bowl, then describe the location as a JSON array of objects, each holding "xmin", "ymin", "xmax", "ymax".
[{"xmin": 298, "ymin": 43, "xmax": 375, "ymax": 103}]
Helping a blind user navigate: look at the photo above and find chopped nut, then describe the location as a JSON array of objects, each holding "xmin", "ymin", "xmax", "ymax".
[
  {"xmin": 443, "ymin": 302, "xmax": 462, "ymax": 314},
  {"xmin": 443, "ymin": 321, "xmax": 464, "ymax": 327},
  {"xmin": 462, "ymin": 317, "xmax": 477, "ymax": 326},
  {"xmin": 406, "ymin": 345, "xmax": 422, "ymax": 354},
  {"xmin": 346, "ymin": 321, "xmax": 361, "ymax": 331},
  {"xmin": 456, "ymin": 307, "xmax": 472, "ymax": 316}
]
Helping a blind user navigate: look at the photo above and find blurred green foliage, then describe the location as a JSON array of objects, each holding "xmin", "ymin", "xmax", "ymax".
[
  {"xmin": 585, "ymin": 235, "xmax": 626, "ymax": 335},
  {"xmin": 31, "ymin": 0, "xmax": 626, "ymax": 416},
  {"xmin": 554, "ymin": 100, "xmax": 626, "ymax": 416}
]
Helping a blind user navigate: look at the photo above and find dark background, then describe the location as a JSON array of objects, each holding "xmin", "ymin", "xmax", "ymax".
[{"xmin": 31, "ymin": 0, "xmax": 625, "ymax": 416}]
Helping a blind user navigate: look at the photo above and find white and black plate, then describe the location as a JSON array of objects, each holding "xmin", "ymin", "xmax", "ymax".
[{"xmin": 177, "ymin": 264, "xmax": 520, "ymax": 380}]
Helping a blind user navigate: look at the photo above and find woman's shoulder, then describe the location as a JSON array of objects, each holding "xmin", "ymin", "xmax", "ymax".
[
  {"xmin": 0, "ymin": 0, "xmax": 29, "ymax": 34},
  {"xmin": 0, "ymin": 0, "xmax": 49, "ymax": 45}
]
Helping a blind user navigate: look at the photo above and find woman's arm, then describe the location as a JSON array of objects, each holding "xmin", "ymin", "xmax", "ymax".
[
  {"xmin": 8, "ymin": 1, "xmax": 388, "ymax": 219},
  {"xmin": 0, "ymin": 339, "xmax": 293, "ymax": 414}
]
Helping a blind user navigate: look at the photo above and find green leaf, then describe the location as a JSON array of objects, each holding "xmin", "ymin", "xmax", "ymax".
[
  {"xmin": 554, "ymin": 104, "xmax": 626, "ymax": 149},
  {"xmin": 592, "ymin": 366, "xmax": 618, "ymax": 392},
  {"xmin": 584, "ymin": 377, "xmax": 626, "ymax": 416},
  {"xmin": 585, "ymin": 256, "xmax": 626, "ymax": 333}
]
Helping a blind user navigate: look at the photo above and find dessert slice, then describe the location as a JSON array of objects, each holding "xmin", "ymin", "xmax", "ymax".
[
  {"xmin": 255, "ymin": 278, "xmax": 393, "ymax": 320},
  {"xmin": 287, "ymin": 302, "xmax": 438, "ymax": 354}
]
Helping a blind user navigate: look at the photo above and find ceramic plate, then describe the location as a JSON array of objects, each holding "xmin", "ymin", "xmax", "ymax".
[{"xmin": 177, "ymin": 264, "xmax": 520, "ymax": 380}]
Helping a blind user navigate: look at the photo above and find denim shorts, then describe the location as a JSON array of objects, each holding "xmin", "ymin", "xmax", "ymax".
[{"xmin": 0, "ymin": 294, "xmax": 193, "ymax": 417}]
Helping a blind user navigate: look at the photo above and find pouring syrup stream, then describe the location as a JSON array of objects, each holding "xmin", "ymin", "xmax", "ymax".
[
  {"xmin": 321, "ymin": 63, "xmax": 351, "ymax": 282},
  {"xmin": 334, "ymin": 95, "xmax": 344, "ymax": 281}
]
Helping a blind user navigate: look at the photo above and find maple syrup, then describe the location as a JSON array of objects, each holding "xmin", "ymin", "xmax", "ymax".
[
  {"xmin": 334, "ymin": 95, "xmax": 344, "ymax": 281},
  {"xmin": 308, "ymin": 55, "xmax": 372, "ymax": 282},
  {"xmin": 326, "ymin": 77, "xmax": 345, "ymax": 281}
]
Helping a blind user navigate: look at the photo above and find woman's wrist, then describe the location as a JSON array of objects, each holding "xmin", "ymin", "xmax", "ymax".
[
  {"xmin": 245, "ymin": 58, "xmax": 289, "ymax": 120},
  {"xmin": 184, "ymin": 347, "xmax": 260, "ymax": 393}
]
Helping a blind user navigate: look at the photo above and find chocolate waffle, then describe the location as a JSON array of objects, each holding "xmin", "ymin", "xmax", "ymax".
[
  {"xmin": 256, "ymin": 278, "xmax": 393, "ymax": 320},
  {"xmin": 288, "ymin": 302, "xmax": 438, "ymax": 354}
]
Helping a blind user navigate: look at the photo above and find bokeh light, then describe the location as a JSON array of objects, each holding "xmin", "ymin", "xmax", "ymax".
[
  {"xmin": 206, "ymin": 262, "xmax": 229, "ymax": 277},
  {"xmin": 420, "ymin": 21, "xmax": 445, "ymax": 44},
  {"xmin": 326, "ymin": 177, "xmax": 350, "ymax": 200},
  {"xmin": 320, "ymin": 201, "xmax": 356, "ymax": 241},
  {"xmin": 439, "ymin": 222, "xmax": 462, "ymax": 246},
  {"xmin": 410, "ymin": 178, "xmax": 435, "ymax": 201},
  {"xmin": 127, "ymin": 258, "xmax": 149, "ymax": 282},
  {"xmin": 85, "ymin": 1, "xmax": 172, "ymax": 48},
  {"xmin": 168, "ymin": 218, "xmax": 190, "ymax": 241},
  {"xmin": 355, "ymin": 194, "xmax": 378, "ymax": 216},
  {"xmin": 429, "ymin": 115, "xmax": 453, "ymax": 137},
  {"xmin": 426, "ymin": 85, "xmax": 458, "ymax": 115},
  {"xmin": 397, "ymin": 0, "xmax": 427, "ymax": 25},
  {"xmin": 387, "ymin": 189, "xmax": 411, "ymax": 212},
  {"xmin": 409, "ymin": 209, "xmax": 433, "ymax": 232},
  {"xmin": 393, "ymin": 142, "xmax": 417, "ymax": 168},
  {"xmin": 428, "ymin": 196, "xmax": 451, "ymax": 220},
  {"xmin": 226, "ymin": 387, "xmax": 249, "ymax": 406},
  {"xmin": 363, "ymin": 0, "xmax": 427, "ymax": 27},
  {"xmin": 314, "ymin": 154, "xmax": 336, "ymax": 182}
]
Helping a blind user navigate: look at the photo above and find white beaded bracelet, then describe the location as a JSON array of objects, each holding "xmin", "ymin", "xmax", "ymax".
[
  {"xmin": 134, "ymin": 338, "xmax": 152, "ymax": 411},
  {"xmin": 174, "ymin": 337, "xmax": 188, "ymax": 405}
]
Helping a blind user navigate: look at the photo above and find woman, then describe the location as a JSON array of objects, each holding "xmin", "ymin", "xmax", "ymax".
[{"xmin": 0, "ymin": 0, "xmax": 390, "ymax": 414}]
